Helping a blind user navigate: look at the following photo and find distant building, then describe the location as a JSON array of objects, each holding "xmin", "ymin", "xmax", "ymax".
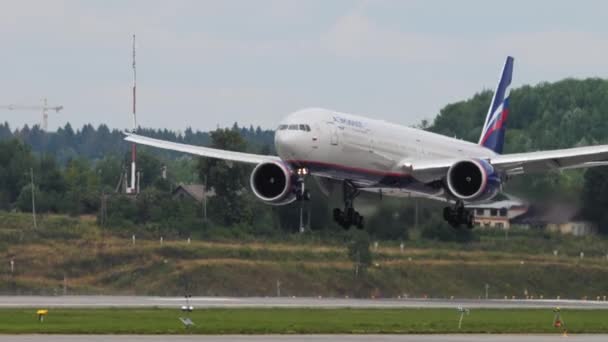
[
  {"xmin": 512, "ymin": 204, "xmax": 597, "ymax": 236},
  {"xmin": 172, "ymin": 184, "xmax": 214, "ymax": 203},
  {"xmin": 469, "ymin": 199, "xmax": 528, "ymax": 229}
]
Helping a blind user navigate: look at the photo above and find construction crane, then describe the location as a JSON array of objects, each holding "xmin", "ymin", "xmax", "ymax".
[{"xmin": 0, "ymin": 98, "xmax": 63, "ymax": 131}]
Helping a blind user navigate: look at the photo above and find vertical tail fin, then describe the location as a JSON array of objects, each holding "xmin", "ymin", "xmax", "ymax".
[{"xmin": 478, "ymin": 56, "xmax": 514, "ymax": 154}]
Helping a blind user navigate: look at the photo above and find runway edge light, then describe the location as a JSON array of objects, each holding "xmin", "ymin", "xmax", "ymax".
[{"xmin": 36, "ymin": 309, "xmax": 48, "ymax": 322}]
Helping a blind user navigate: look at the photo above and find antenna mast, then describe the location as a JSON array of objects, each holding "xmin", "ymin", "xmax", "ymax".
[
  {"xmin": 132, "ymin": 34, "xmax": 137, "ymax": 131},
  {"xmin": 128, "ymin": 34, "xmax": 138, "ymax": 194}
]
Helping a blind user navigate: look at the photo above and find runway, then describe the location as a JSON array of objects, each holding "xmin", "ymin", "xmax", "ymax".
[
  {"xmin": 0, "ymin": 335, "xmax": 606, "ymax": 342},
  {"xmin": 1, "ymin": 295, "xmax": 608, "ymax": 309}
]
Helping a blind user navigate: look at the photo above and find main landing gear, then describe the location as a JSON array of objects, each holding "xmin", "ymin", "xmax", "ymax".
[
  {"xmin": 333, "ymin": 180, "xmax": 364, "ymax": 230},
  {"xmin": 443, "ymin": 200, "xmax": 474, "ymax": 229}
]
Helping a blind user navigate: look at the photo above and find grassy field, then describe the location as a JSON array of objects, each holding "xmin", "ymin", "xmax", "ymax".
[
  {"xmin": 1, "ymin": 212, "xmax": 608, "ymax": 298},
  {"xmin": 0, "ymin": 308, "xmax": 606, "ymax": 334}
]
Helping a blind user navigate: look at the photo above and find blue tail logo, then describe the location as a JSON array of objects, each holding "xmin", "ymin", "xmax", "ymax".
[{"xmin": 479, "ymin": 56, "xmax": 514, "ymax": 154}]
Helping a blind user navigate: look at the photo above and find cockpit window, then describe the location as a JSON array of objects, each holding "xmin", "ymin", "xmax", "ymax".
[{"xmin": 281, "ymin": 124, "xmax": 311, "ymax": 132}]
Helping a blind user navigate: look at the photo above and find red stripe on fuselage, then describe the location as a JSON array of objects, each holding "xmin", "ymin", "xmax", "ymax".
[{"xmin": 285, "ymin": 159, "xmax": 410, "ymax": 178}]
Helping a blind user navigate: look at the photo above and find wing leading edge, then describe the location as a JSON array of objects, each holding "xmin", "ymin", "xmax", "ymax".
[
  {"xmin": 124, "ymin": 132, "xmax": 280, "ymax": 165},
  {"xmin": 405, "ymin": 144, "xmax": 608, "ymax": 176}
]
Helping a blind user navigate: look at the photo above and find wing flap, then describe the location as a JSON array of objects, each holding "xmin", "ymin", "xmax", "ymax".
[
  {"xmin": 402, "ymin": 144, "xmax": 608, "ymax": 178},
  {"xmin": 124, "ymin": 132, "xmax": 280, "ymax": 165},
  {"xmin": 492, "ymin": 145, "xmax": 608, "ymax": 174}
]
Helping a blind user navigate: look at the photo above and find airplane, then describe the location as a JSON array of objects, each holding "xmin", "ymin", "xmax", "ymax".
[{"xmin": 125, "ymin": 56, "xmax": 608, "ymax": 229}]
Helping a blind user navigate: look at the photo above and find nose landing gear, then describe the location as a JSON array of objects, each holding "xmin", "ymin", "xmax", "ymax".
[
  {"xmin": 333, "ymin": 180, "xmax": 364, "ymax": 230},
  {"xmin": 295, "ymin": 168, "xmax": 311, "ymax": 201}
]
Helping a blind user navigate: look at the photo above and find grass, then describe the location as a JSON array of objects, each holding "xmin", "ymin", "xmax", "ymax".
[
  {"xmin": 0, "ymin": 308, "xmax": 607, "ymax": 334},
  {"xmin": 2, "ymin": 211, "xmax": 608, "ymax": 298}
]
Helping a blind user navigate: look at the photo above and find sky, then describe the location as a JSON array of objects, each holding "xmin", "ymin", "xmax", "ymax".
[{"xmin": 1, "ymin": 0, "xmax": 608, "ymax": 132}]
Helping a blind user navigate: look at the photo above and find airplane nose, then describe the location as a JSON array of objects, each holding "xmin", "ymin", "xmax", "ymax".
[{"xmin": 275, "ymin": 132, "xmax": 299, "ymax": 158}]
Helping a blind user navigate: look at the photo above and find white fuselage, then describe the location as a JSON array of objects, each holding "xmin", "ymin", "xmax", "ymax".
[{"xmin": 275, "ymin": 108, "xmax": 496, "ymax": 192}]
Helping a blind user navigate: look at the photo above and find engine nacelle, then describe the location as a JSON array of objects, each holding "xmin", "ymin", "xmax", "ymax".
[
  {"xmin": 250, "ymin": 161, "xmax": 297, "ymax": 205},
  {"xmin": 446, "ymin": 159, "xmax": 501, "ymax": 201}
]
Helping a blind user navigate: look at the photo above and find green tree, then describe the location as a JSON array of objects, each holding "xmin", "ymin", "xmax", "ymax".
[
  {"xmin": 96, "ymin": 156, "xmax": 123, "ymax": 190},
  {"xmin": 64, "ymin": 158, "xmax": 100, "ymax": 215},
  {"xmin": 366, "ymin": 203, "xmax": 410, "ymax": 240},
  {"xmin": 135, "ymin": 150, "xmax": 164, "ymax": 189},
  {"xmin": 197, "ymin": 128, "xmax": 252, "ymax": 226},
  {"xmin": 0, "ymin": 140, "xmax": 35, "ymax": 205}
]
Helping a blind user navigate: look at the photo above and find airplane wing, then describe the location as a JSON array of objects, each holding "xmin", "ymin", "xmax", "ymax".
[
  {"xmin": 407, "ymin": 144, "xmax": 608, "ymax": 176},
  {"xmin": 124, "ymin": 132, "xmax": 280, "ymax": 164}
]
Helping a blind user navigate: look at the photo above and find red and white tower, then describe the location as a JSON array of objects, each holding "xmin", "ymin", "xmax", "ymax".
[{"xmin": 127, "ymin": 34, "xmax": 138, "ymax": 194}]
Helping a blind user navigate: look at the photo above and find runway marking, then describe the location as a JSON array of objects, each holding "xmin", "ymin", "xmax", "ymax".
[{"xmin": 152, "ymin": 297, "xmax": 239, "ymax": 302}]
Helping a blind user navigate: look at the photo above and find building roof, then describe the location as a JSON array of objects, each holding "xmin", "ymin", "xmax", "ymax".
[
  {"xmin": 512, "ymin": 204, "xmax": 586, "ymax": 225},
  {"xmin": 172, "ymin": 184, "xmax": 212, "ymax": 202},
  {"xmin": 467, "ymin": 199, "xmax": 526, "ymax": 210}
]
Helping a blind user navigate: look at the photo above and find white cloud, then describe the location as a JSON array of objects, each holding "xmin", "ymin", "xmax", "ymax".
[{"xmin": 495, "ymin": 31, "xmax": 608, "ymax": 68}]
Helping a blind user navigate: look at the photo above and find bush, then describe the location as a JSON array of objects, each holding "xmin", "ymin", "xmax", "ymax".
[{"xmin": 347, "ymin": 230, "xmax": 372, "ymax": 268}]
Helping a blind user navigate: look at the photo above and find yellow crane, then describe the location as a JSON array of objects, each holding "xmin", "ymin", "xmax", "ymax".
[{"xmin": 0, "ymin": 98, "xmax": 63, "ymax": 131}]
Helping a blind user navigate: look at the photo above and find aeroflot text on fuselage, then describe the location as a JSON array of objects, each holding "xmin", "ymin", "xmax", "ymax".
[{"xmin": 332, "ymin": 116, "xmax": 365, "ymax": 129}]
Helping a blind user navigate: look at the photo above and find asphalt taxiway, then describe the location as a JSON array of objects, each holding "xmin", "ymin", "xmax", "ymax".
[{"xmin": 1, "ymin": 296, "xmax": 608, "ymax": 309}]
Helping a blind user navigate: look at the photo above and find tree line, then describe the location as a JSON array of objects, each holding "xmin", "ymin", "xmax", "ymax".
[{"xmin": 0, "ymin": 121, "xmax": 274, "ymax": 164}]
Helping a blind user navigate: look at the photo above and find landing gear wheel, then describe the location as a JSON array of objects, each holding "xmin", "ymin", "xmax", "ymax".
[
  {"xmin": 443, "ymin": 201, "xmax": 474, "ymax": 229},
  {"xmin": 332, "ymin": 180, "xmax": 364, "ymax": 230}
]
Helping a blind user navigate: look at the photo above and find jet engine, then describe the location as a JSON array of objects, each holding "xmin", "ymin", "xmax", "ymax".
[
  {"xmin": 446, "ymin": 159, "xmax": 501, "ymax": 201},
  {"xmin": 250, "ymin": 161, "xmax": 297, "ymax": 205}
]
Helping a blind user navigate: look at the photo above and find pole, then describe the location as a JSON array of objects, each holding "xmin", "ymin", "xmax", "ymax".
[
  {"xmin": 203, "ymin": 175, "xmax": 208, "ymax": 221},
  {"xmin": 132, "ymin": 34, "xmax": 137, "ymax": 131},
  {"xmin": 414, "ymin": 197, "xmax": 419, "ymax": 230},
  {"xmin": 30, "ymin": 168, "xmax": 37, "ymax": 229},
  {"xmin": 129, "ymin": 34, "xmax": 138, "ymax": 193},
  {"xmin": 307, "ymin": 201, "xmax": 311, "ymax": 229},
  {"xmin": 458, "ymin": 311, "xmax": 465, "ymax": 329},
  {"xmin": 276, "ymin": 280, "xmax": 281, "ymax": 297},
  {"xmin": 299, "ymin": 205, "xmax": 304, "ymax": 233},
  {"xmin": 355, "ymin": 251, "xmax": 360, "ymax": 277}
]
